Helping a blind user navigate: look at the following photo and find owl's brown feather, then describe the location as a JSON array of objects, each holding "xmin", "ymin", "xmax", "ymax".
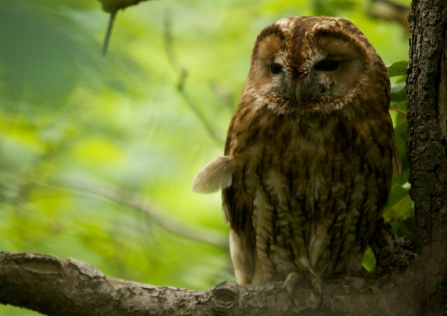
[
  {"xmin": 194, "ymin": 16, "xmax": 399, "ymax": 285},
  {"xmin": 192, "ymin": 156, "xmax": 234, "ymax": 193}
]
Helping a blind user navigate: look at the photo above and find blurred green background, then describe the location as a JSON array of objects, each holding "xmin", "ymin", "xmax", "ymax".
[{"xmin": 0, "ymin": 0, "xmax": 411, "ymax": 314}]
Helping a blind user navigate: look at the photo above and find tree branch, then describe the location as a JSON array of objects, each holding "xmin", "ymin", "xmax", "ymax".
[
  {"xmin": 391, "ymin": 105, "xmax": 407, "ymax": 115},
  {"xmin": 1, "ymin": 224, "xmax": 446, "ymax": 315},
  {"xmin": 163, "ymin": 9, "xmax": 225, "ymax": 146},
  {"xmin": 47, "ymin": 180, "xmax": 229, "ymax": 250}
]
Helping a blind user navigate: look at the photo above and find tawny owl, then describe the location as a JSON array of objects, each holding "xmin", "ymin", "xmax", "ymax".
[{"xmin": 192, "ymin": 16, "xmax": 400, "ymax": 287}]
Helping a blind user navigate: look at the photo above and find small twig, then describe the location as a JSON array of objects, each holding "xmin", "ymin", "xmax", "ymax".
[
  {"xmin": 102, "ymin": 10, "xmax": 117, "ymax": 57},
  {"xmin": 163, "ymin": 8, "xmax": 224, "ymax": 145},
  {"xmin": 46, "ymin": 180, "xmax": 228, "ymax": 250},
  {"xmin": 391, "ymin": 106, "xmax": 407, "ymax": 115},
  {"xmin": 98, "ymin": 0, "xmax": 151, "ymax": 56}
]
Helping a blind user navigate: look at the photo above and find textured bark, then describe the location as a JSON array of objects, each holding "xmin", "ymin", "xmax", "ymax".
[
  {"xmin": 406, "ymin": 0, "xmax": 447, "ymax": 244},
  {"xmin": 0, "ymin": 236, "xmax": 446, "ymax": 316}
]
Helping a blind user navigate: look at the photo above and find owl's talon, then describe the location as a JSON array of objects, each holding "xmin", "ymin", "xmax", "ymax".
[
  {"xmin": 282, "ymin": 272, "xmax": 302, "ymax": 305},
  {"xmin": 282, "ymin": 272, "xmax": 302, "ymax": 296},
  {"xmin": 282, "ymin": 272, "xmax": 323, "ymax": 309},
  {"xmin": 311, "ymin": 278, "xmax": 323, "ymax": 309}
]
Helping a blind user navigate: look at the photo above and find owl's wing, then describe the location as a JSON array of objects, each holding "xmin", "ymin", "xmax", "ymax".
[
  {"xmin": 192, "ymin": 156, "xmax": 234, "ymax": 193},
  {"xmin": 223, "ymin": 179, "xmax": 256, "ymax": 284},
  {"xmin": 221, "ymin": 109, "xmax": 257, "ymax": 284}
]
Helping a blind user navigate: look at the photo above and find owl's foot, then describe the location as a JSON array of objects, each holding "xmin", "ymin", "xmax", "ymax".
[
  {"xmin": 311, "ymin": 276, "xmax": 323, "ymax": 309},
  {"xmin": 281, "ymin": 271, "xmax": 303, "ymax": 296},
  {"xmin": 281, "ymin": 272, "xmax": 323, "ymax": 309}
]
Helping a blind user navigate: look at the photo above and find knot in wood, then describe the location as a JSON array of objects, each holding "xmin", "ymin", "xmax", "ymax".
[{"xmin": 211, "ymin": 282, "xmax": 238, "ymax": 315}]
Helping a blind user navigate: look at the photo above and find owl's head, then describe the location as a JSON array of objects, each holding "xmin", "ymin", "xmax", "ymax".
[{"xmin": 244, "ymin": 16, "xmax": 390, "ymax": 116}]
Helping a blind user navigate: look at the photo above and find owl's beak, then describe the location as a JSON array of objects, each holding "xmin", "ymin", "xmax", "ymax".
[
  {"xmin": 293, "ymin": 79, "xmax": 315, "ymax": 106},
  {"xmin": 288, "ymin": 77, "xmax": 313, "ymax": 106}
]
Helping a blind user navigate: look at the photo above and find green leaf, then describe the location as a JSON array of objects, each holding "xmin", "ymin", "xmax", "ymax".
[
  {"xmin": 385, "ymin": 184, "xmax": 409, "ymax": 212},
  {"xmin": 383, "ymin": 195, "xmax": 413, "ymax": 224},
  {"xmin": 361, "ymin": 245, "xmax": 376, "ymax": 272},
  {"xmin": 387, "ymin": 61, "xmax": 408, "ymax": 77},
  {"xmin": 393, "ymin": 120, "xmax": 409, "ymax": 174},
  {"xmin": 396, "ymin": 76, "xmax": 407, "ymax": 83},
  {"xmin": 390, "ymin": 82, "xmax": 407, "ymax": 102}
]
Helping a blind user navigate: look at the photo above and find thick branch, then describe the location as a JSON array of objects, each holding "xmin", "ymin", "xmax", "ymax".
[{"xmin": 1, "ymin": 225, "xmax": 446, "ymax": 315}]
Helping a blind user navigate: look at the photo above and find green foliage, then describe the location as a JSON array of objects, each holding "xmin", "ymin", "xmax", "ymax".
[
  {"xmin": 387, "ymin": 60, "xmax": 408, "ymax": 77},
  {"xmin": 386, "ymin": 60, "xmax": 415, "ymax": 250},
  {"xmin": 0, "ymin": 0, "xmax": 410, "ymax": 314}
]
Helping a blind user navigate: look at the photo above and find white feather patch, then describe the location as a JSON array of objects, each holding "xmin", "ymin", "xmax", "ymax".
[{"xmin": 191, "ymin": 156, "xmax": 234, "ymax": 193}]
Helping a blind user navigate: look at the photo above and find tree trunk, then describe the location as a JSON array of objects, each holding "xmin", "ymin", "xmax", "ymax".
[
  {"xmin": 406, "ymin": 0, "xmax": 447, "ymax": 313},
  {"xmin": 406, "ymin": 0, "xmax": 447, "ymax": 244}
]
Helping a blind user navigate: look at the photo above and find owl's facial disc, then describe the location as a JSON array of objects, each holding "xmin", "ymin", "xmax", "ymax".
[{"xmin": 249, "ymin": 19, "xmax": 373, "ymax": 115}]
